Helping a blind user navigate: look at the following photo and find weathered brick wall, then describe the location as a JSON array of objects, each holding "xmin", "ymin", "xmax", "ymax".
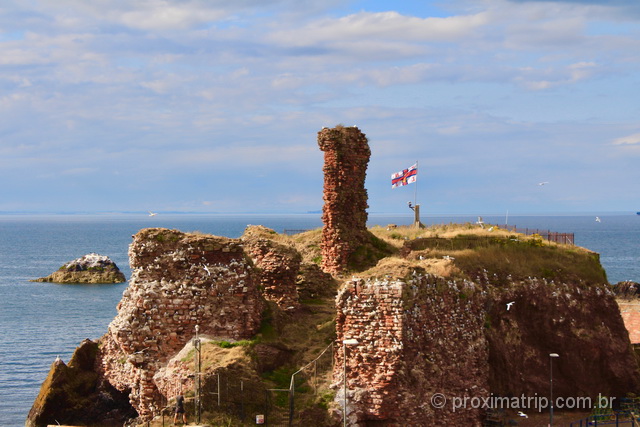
[
  {"xmin": 318, "ymin": 126, "xmax": 371, "ymax": 274},
  {"xmin": 334, "ymin": 275, "xmax": 489, "ymax": 426},
  {"xmin": 335, "ymin": 274, "xmax": 640, "ymax": 426},
  {"xmin": 242, "ymin": 225, "xmax": 301, "ymax": 310},
  {"xmin": 99, "ymin": 228, "xmax": 263, "ymax": 419}
]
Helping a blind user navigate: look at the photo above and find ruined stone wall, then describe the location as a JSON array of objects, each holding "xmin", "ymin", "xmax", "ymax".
[
  {"xmin": 318, "ymin": 126, "xmax": 370, "ymax": 274},
  {"xmin": 335, "ymin": 274, "xmax": 640, "ymax": 426},
  {"xmin": 99, "ymin": 228, "xmax": 263, "ymax": 419},
  {"xmin": 242, "ymin": 225, "xmax": 301, "ymax": 310},
  {"xmin": 334, "ymin": 275, "xmax": 488, "ymax": 426}
]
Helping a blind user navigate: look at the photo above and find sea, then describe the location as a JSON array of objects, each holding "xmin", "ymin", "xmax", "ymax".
[{"xmin": 1, "ymin": 213, "xmax": 638, "ymax": 426}]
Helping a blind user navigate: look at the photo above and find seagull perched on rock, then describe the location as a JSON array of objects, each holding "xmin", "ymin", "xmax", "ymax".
[
  {"xmin": 443, "ymin": 255, "xmax": 455, "ymax": 261},
  {"xmin": 506, "ymin": 301, "xmax": 515, "ymax": 311},
  {"xmin": 518, "ymin": 411, "xmax": 528, "ymax": 418}
]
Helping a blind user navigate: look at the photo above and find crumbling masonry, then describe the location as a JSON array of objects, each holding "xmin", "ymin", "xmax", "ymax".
[
  {"xmin": 318, "ymin": 125, "xmax": 371, "ymax": 274},
  {"xmin": 99, "ymin": 228, "xmax": 263, "ymax": 419}
]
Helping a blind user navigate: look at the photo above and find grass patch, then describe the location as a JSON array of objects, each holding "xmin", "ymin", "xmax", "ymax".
[
  {"xmin": 347, "ymin": 231, "xmax": 397, "ymax": 272},
  {"xmin": 452, "ymin": 241, "xmax": 607, "ymax": 285},
  {"xmin": 214, "ymin": 340, "xmax": 254, "ymax": 349}
]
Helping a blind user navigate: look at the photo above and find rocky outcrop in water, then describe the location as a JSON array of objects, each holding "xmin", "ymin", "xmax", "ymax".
[
  {"xmin": 613, "ymin": 281, "xmax": 640, "ymax": 299},
  {"xmin": 32, "ymin": 253, "xmax": 126, "ymax": 284}
]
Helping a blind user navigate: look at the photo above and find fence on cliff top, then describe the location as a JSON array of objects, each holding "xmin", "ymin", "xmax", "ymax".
[{"xmin": 494, "ymin": 224, "xmax": 574, "ymax": 245}]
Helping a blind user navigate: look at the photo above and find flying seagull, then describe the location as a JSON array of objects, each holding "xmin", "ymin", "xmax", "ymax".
[
  {"xmin": 595, "ymin": 216, "xmax": 601, "ymax": 222},
  {"xmin": 538, "ymin": 181, "xmax": 549, "ymax": 186},
  {"xmin": 506, "ymin": 301, "xmax": 515, "ymax": 311},
  {"xmin": 203, "ymin": 265, "xmax": 211, "ymax": 276},
  {"xmin": 476, "ymin": 216, "xmax": 485, "ymax": 228},
  {"xmin": 148, "ymin": 211, "xmax": 157, "ymax": 217},
  {"xmin": 518, "ymin": 411, "xmax": 528, "ymax": 418}
]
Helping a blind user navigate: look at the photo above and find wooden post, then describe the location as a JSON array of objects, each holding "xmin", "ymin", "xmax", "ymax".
[{"xmin": 413, "ymin": 204, "xmax": 425, "ymax": 228}]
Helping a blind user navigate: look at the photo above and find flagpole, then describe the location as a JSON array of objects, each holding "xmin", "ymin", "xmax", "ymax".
[{"xmin": 414, "ymin": 160, "xmax": 418, "ymax": 207}]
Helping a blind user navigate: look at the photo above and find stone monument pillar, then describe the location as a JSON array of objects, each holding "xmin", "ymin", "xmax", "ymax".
[{"xmin": 317, "ymin": 125, "xmax": 371, "ymax": 274}]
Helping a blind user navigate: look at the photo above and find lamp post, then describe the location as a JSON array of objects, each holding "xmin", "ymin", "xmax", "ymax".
[
  {"xmin": 194, "ymin": 325, "xmax": 201, "ymax": 425},
  {"xmin": 342, "ymin": 339, "xmax": 359, "ymax": 427},
  {"xmin": 549, "ymin": 353, "xmax": 559, "ymax": 427}
]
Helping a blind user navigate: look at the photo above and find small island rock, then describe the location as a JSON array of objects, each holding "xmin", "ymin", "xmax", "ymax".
[{"xmin": 32, "ymin": 253, "xmax": 126, "ymax": 284}]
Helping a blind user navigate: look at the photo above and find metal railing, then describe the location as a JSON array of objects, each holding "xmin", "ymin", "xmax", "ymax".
[{"xmin": 496, "ymin": 225, "xmax": 574, "ymax": 245}]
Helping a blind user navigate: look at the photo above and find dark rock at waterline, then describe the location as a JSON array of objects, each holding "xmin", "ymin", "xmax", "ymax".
[
  {"xmin": 612, "ymin": 281, "xmax": 640, "ymax": 299},
  {"xmin": 31, "ymin": 253, "xmax": 126, "ymax": 284},
  {"xmin": 26, "ymin": 339, "xmax": 136, "ymax": 427}
]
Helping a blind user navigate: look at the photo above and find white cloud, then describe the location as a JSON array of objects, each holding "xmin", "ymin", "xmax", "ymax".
[
  {"xmin": 268, "ymin": 10, "xmax": 490, "ymax": 48},
  {"xmin": 514, "ymin": 61, "xmax": 599, "ymax": 90},
  {"xmin": 612, "ymin": 133, "xmax": 640, "ymax": 146}
]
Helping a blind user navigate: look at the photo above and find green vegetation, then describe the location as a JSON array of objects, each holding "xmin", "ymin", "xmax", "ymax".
[
  {"xmin": 214, "ymin": 340, "xmax": 253, "ymax": 349},
  {"xmin": 369, "ymin": 225, "xmax": 607, "ymax": 285},
  {"xmin": 347, "ymin": 231, "xmax": 397, "ymax": 271}
]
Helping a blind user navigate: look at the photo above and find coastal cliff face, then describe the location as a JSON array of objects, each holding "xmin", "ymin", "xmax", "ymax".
[
  {"xmin": 486, "ymin": 279, "xmax": 639, "ymax": 399},
  {"xmin": 26, "ymin": 339, "xmax": 135, "ymax": 427},
  {"xmin": 99, "ymin": 228, "xmax": 263, "ymax": 419},
  {"xmin": 334, "ymin": 269, "xmax": 640, "ymax": 426}
]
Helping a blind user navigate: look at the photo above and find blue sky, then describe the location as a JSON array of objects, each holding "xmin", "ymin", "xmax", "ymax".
[{"xmin": 1, "ymin": 0, "xmax": 639, "ymax": 214}]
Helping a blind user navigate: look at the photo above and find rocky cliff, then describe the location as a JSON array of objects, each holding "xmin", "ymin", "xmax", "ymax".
[
  {"xmin": 32, "ymin": 253, "xmax": 126, "ymax": 284},
  {"xmin": 26, "ymin": 339, "xmax": 135, "ymax": 427},
  {"xmin": 27, "ymin": 224, "xmax": 640, "ymax": 426}
]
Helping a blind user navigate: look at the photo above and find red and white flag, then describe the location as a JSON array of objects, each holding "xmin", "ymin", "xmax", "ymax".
[{"xmin": 391, "ymin": 164, "xmax": 417, "ymax": 188}]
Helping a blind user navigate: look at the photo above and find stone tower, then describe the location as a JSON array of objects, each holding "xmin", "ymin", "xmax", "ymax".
[{"xmin": 317, "ymin": 125, "xmax": 371, "ymax": 274}]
